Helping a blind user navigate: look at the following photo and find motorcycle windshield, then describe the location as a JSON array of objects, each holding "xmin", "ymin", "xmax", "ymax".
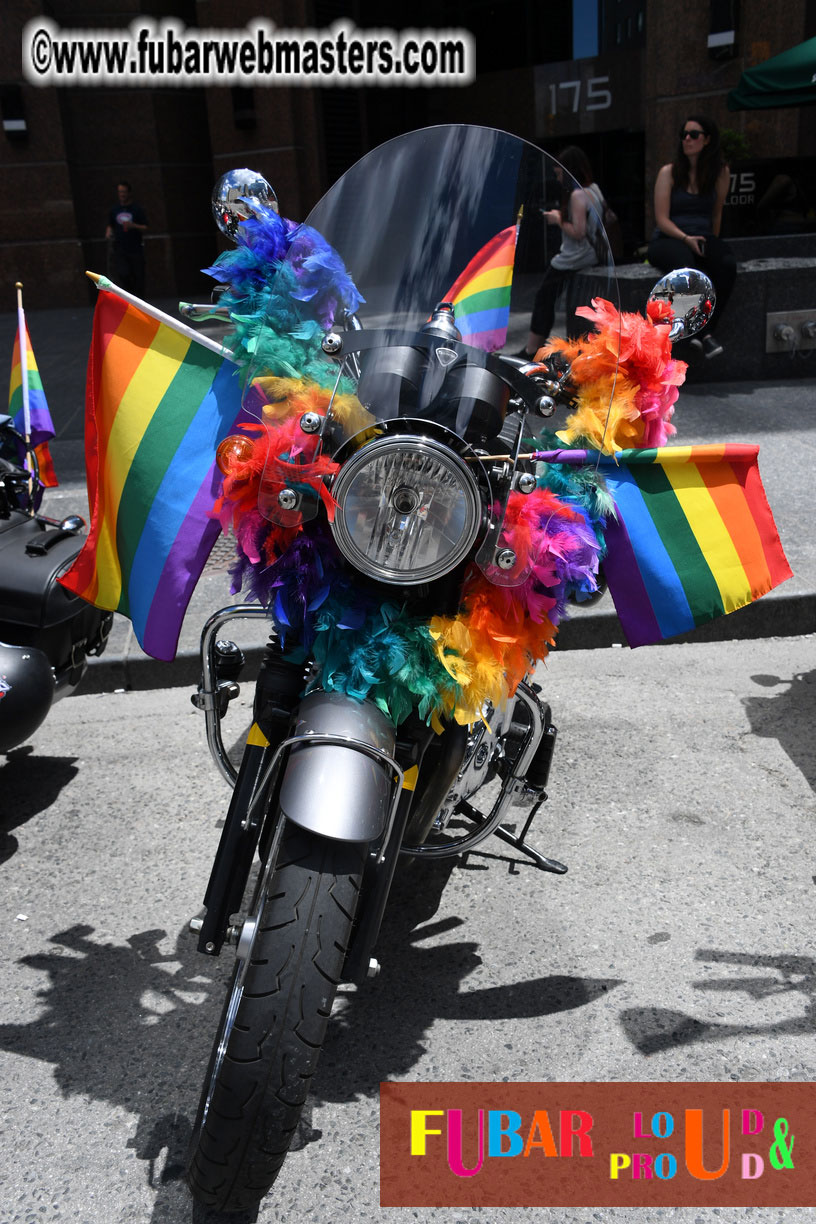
[{"xmin": 243, "ymin": 125, "xmax": 620, "ymax": 582}]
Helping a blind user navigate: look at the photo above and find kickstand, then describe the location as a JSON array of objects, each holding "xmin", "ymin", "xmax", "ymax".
[{"xmin": 492, "ymin": 799, "xmax": 568, "ymax": 874}]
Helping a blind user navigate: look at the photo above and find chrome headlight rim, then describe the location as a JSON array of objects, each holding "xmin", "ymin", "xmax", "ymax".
[{"xmin": 330, "ymin": 434, "xmax": 481, "ymax": 585}]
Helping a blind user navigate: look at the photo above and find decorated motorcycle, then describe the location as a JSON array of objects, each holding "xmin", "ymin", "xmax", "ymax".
[
  {"xmin": 0, "ymin": 338, "xmax": 112, "ymax": 754},
  {"xmin": 59, "ymin": 126, "xmax": 790, "ymax": 1212}
]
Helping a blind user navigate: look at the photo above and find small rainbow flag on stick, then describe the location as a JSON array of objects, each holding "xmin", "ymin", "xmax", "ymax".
[
  {"xmin": 444, "ymin": 223, "xmax": 518, "ymax": 352},
  {"xmin": 59, "ymin": 281, "xmax": 244, "ymax": 661},
  {"xmin": 9, "ymin": 286, "xmax": 58, "ymax": 486},
  {"xmin": 537, "ymin": 444, "xmax": 791, "ymax": 646}
]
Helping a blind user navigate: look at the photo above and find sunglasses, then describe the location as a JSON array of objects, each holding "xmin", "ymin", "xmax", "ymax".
[{"xmin": 682, "ymin": 129, "xmax": 705, "ymax": 140}]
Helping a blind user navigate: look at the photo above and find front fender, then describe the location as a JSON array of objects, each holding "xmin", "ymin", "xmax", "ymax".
[{"xmin": 279, "ymin": 691, "xmax": 397, "ymax": 842}]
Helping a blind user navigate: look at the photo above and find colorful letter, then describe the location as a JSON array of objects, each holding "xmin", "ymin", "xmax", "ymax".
[
  {"xmin": 633, "ymin": 1153, "xmax": 653, "ymax": 1179},
  {"xmin": 610, "ymin": 1153, "xmax": 631, "ymax": 1179},
  {"xmin": 742, "ymin": 1109, "xmax": 764, "ymax": 1135},
  {"xmin": 411, "ymin": 1110, "xmax": 444, "ymax": 1156},
  {"xmin": 488, "ymin": 1110, "xmax": 523, "ymax": 1158},
  {"xmin": 685, "ymin": 1109, "xmax": 730, "ymax": 1180},
  {"xmin": 524, "ymin": 1111, "xmax": 559, "ymax": 1158},
  {"xmin": 655, "ymin": 1153, "xmax": 678, "ymax": 1179},
  {"xmin": 447, "ymin": 1108, "xmax": 485, "ymax": 1177},
  {"xmin": 742, "ymin": 1153, "xmax": 764, "ymax": 1179},
  {"xmin": 560, "ymin": 1110, "xmax": 594, "ymax": 1156}
]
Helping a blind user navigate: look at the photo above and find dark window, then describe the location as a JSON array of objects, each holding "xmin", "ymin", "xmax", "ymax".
[
  {"xmin": 231, "ymin": 87, "xmax": 256, "ymax": 131},
  {"xmin": 1, "ymin": 84, "xmax": 27, "ymax": 141}
]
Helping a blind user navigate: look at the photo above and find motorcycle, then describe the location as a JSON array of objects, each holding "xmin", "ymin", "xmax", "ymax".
[
  {"xmin": 0, "ymin": 416, "xmax": 112, "ymax": 753},
  {"xmin": 130, "ymin": 127, "xmax": 778, "ymax": 1212}
]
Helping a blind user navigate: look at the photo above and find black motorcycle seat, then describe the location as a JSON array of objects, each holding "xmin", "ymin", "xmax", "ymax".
[{"xmin": 0, "ymin": 512, "xmax": 88, "ymax": 628}]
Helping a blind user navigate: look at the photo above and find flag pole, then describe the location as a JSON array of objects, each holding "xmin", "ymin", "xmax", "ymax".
[
  {"xmin": 85, "ymin": 272, "xmax": 238, "ymax": 363},
  {"xmin": 15, "ymin": 282, "xmax": 31, "ymax": 443},
  {"xmin": 15, "ymin": 281, "xmax": 35, "ymax": 499}
]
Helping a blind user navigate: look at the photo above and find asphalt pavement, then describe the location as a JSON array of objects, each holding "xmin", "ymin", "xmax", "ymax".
[
  {"xmin": 0, "ymin": 298, "xmax": 813, "ymax": 696},
  {"xmin": 1, "ymin": 634, "xmax": 814, "ymax": 1222}
]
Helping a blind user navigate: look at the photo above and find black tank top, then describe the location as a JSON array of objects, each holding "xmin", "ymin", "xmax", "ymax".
[{"xmin": 669, "ymin": 186, "xmax": 715, "ymax": 236}]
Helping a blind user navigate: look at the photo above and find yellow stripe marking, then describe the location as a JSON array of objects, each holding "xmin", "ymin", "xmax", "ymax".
[
  {"xmin": 662, "ymin": 461, "xmax": 750, "ymax": 611},
  {"xmin": 246, "ymin": 723, "xmax": 270, "ymax": 748},
  {"xmin": 94, "ymin": 326, "xmax": 191, "ymax": 606},
  {"xmin": 453, "ymin": 265, "xmax": 513, "ymax": 300},
  {"xmin": 653, "ymin": 445, "xmax": 725, "ymax": 465},
  {"xmin": 401, "ymin": 765, "xmax": 419, "ymax": 791}
]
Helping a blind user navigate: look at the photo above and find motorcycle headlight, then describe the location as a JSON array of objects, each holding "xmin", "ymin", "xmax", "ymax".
[{"xmin": 330, "ymin": 436, "xmax": 481, "ymax": 584}]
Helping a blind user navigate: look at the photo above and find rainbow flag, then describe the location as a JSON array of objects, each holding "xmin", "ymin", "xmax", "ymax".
[
  {"xmin": 59, "ymin": 289, "xmax": 244, "ymax": 661},
  {"xmin": 536, "ymin": 445, "xmax": 791, "ymax": 645},
  {"xmin": 601, "ymin": 444, "xmax": 790, "ymax": 645},
  {"xmin": 444, "ymin": 224, "xmax": 518, "ymax": 352},
  {"xmin": 9, "ymin": 319, "xmax": 57, "ymax": 486}
]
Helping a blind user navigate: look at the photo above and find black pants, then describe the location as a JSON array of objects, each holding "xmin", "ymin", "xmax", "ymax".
[
  {"xmin": 111, "ymin": 247, "xmax": 146, "ymax": 297},
  {"xmin": 530, "ymin": 264, "xmax": 574, "ymax": 338},
  {"xmin": 646, "ymin": 234, "xmax": 736, "ymax": 336}
]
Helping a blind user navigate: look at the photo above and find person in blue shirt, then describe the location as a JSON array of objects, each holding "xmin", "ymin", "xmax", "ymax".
[{"xmin": 106, "ymin": 180, "xmax": 148, "ymax": 296}]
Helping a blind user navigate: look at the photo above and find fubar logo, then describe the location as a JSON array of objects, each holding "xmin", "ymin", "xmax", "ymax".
[
  {"xmin": 410, "ymin": 1106, "xmax": 594, "ymax": 1175},
  {"xmin": 380, "ymin": 1082, "xmax": 814, "ymax": 1208}
]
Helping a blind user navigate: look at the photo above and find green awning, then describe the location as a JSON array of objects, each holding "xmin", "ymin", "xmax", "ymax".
[{"xmin": 727, "ymin": 37, "xmax": 816, "ymax": 110}]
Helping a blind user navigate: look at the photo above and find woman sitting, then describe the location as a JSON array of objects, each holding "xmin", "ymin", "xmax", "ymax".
[{"xmin": 647, "ymin": 116, "xmax": 736, "ymax": 359}]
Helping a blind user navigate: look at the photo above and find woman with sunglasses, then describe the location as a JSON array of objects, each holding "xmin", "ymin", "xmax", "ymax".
[{"xmin": 647, "ymin": 116, "xmax": 736, "ymax": 359}]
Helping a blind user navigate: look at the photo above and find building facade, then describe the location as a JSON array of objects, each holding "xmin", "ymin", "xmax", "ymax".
[{"xmin": 1, "ymin": 0, "xmax": 813, "ymax": 308}]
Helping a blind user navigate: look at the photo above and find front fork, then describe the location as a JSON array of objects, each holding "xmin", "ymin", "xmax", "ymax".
[
  {"xmin": 190, "ymin": 608, "xmax": 565, "ymax": 980},
  {"xmin": 191, "ymin": 607, "xmax": 405, "ymax": 970}
]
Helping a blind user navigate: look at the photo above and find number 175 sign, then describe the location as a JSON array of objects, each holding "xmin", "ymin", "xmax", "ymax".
[
  {"xmin": 546, "ymin": 76, "xmax": 612, "ymax": 114},
  {"xmin": 534, "ymin": 55, "xmax": 640, "ymax": 133}
]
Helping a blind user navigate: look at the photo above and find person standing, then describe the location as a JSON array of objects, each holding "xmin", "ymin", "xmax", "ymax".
[
  {"xmin": 106, "ymin": 180, "xmax": 148, "ymax": 296},
  {"xmin": 647, "ymin": 117, "xmax": 736, "ymax": 359},
  {"xmin": 519, "ymin": 146, "xmax": 604, "ymax": 359}
]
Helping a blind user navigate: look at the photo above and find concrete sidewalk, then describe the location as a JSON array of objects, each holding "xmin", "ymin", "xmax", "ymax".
[
  {"xmin": 2, "ymin": 300, "xmax": 813, "ymax": 694},
  {"xmin": 3, "ymin": 634, "xmax": 814, "ymax": 1224}
]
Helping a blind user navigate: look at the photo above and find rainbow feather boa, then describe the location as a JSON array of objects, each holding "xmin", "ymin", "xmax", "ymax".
[
  {"xmin": 208, "ymin": 213, "xmax": 683, "ymax": 727},
  {"xmin": 216, "ymin": 389, "xmax": 612, "ymax": 727},
  {"xmin": 551, "ymin": 298, "xmax": 685, "ymax": 453}
]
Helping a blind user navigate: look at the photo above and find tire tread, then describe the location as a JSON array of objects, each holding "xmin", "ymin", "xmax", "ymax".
[{"xmin": 186, "ymin": 824, "xmax": 365, "ymax": 1212}]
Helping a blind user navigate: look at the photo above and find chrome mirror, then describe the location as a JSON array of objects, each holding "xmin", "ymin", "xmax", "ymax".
[
  {"xmin": 211, "ymin": 168, "xmax": 278, "ymax": 240},
  {"xmin": 648, "ymin": 268, "xmax": 715, "ymax": 342}
]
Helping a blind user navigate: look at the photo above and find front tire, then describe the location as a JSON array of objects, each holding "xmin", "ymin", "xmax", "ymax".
[{"xmin": 186, "ymin": 822, "xmax": 366, "ymax": 1213}]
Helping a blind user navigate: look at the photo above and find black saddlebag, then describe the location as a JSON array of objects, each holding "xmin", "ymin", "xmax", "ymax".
[{"xmin": 0, "ymin": 511, "xmax": 111, "ymax": 684}]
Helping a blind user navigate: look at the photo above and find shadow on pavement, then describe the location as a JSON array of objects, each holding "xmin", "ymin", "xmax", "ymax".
[
  {"xmin": 315, "ymin": 855, "xmax": 622, "ymax": 1109},
  {"xmin": 743, "ymin": 669, "xmax": 816, "ymax": 794},
  {"xmin": 619, "ymin": 948, "xmax": 816, "ymax": 1056},
  {"xmin": 0, "ymin": 851, "xmax": 620, "ymax": 1219},
  {"xmin": 0, "ymin": 922, "xmax": 254, "ymax": 1224},
  {"xmin": 0, "ymin": 745, "xmax": 79, "ymax": 863}
]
